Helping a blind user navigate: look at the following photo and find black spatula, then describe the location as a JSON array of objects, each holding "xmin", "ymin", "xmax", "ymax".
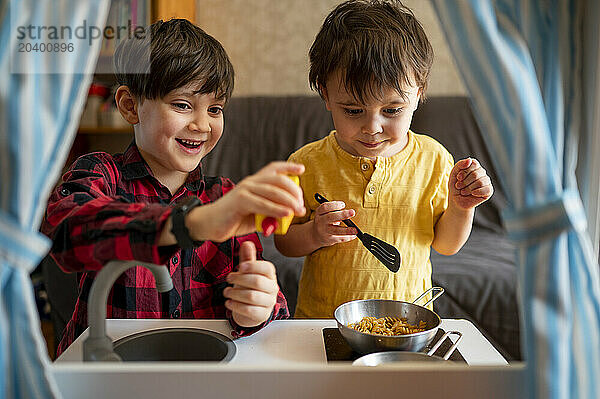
[{"xmin": 314, "ymin": 193, "xmax": 401, "ymax": 273}]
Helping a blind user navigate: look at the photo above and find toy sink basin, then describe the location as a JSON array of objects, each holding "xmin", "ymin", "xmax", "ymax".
[{"xmin": 112, "ymin": 327, "xmax": 236, "ymax": 362}]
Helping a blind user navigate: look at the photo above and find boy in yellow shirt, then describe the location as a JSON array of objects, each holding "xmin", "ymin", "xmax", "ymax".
[{"xmin": 274, "ymin": 0, "xmax": 493, "ymax": 318}]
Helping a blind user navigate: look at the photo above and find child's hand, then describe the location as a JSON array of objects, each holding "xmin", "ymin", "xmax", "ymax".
[
  {"xmin": 448, "ymin": 158, "xmax": 493, "ymax": 210},
  {"xmin": 189, "ymin": 162, "xmax": 305, "ymax": 242},
  {"xmin": 224, "ymin": 241, "xmax": 279, "ymax": 327},
  {"xmin": 311, "ymin": 201, "xmax": 357, "ymax": 247}
]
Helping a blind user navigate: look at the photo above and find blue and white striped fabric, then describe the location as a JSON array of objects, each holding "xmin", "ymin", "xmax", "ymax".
[
  {"xmin": 0, "ymin": 1, "xmax": 109, "ymax": 398},
  {"xmin": 431, "ymin": 1, "xmax": 600, "ymax": 398}
]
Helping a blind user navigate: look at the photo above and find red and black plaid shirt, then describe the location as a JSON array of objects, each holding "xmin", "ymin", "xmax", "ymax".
[{"xmin": 42, "ymin": 142, "xmax": 289, "ymax": 356}]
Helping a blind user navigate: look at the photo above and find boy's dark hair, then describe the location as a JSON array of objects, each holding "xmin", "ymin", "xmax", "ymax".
[
  {"xmin": 309, "ymin": 0, "xmax": 433, "ymax": 103},
  {"xmin": 114, "ymin": 19, "xmax": 234, "ymax": 101}
]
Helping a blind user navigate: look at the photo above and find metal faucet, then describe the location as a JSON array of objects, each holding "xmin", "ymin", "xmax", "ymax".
[{"xmin": 83, "ymin": 260, "xmax": 173, "ymax": 361}]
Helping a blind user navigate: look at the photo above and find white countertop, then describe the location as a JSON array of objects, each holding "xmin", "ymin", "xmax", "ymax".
[
  {"xmin": 52, "ymin": 319, "xmax": 524, "ymax": 399},
  {"xmin": 56, "ymin": 318, "xmax": 507, "ymax": 366}
]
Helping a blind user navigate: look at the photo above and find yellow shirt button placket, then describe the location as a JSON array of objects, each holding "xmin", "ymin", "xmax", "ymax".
[{"xmin": 362, "ymin": 159, "xmax": 379, "ymax": 208}]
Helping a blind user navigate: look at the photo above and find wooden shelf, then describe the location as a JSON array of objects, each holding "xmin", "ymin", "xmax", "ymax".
[
  {"xmin": 152, "ymin": 0, "xmax": 196, "ymax": 22},
  {"xmin": 78, "ymin": 126, "xmax": 133, "ymax": 135}
]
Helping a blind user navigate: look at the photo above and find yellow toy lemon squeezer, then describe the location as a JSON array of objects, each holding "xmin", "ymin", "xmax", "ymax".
[{"xmin": 255, "ymin": 175, "xmax": 300, "ymax": 236}]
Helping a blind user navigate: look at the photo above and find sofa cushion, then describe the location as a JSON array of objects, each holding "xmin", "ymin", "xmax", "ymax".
[{"xmin": 431, "ymin": 229, "xmax": 520, "ymax": 360}]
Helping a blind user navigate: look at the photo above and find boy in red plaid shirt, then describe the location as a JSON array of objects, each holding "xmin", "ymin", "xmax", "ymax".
[{"xmin": 42, "ymin": 19, "xmax": 305, "ymax": 356}]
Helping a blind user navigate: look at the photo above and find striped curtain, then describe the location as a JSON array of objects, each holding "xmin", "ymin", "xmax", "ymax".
[
  {"xmin": 0, "ymin": 1, "xmax": 109, "ymax": 398},
  {"xmin": 431, "ymin": 1, "xmax": 600, "ymax": 398}
]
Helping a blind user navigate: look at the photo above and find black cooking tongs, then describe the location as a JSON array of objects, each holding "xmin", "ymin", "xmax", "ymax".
[{"xmin": 314, "ymin": 193, "xmax": 401, "ymax": 273}]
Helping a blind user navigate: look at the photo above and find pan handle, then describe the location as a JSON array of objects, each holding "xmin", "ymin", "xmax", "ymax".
[
  {"xmin": 412, "ymin": 286, "xmax": 444, "ymax": 307},
  {"xmin": 426, "ymin": 330, "xmax": 463, "ymax": 360}
]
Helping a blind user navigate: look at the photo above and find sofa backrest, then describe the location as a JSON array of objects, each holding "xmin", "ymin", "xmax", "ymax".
[
  {"xmin": 411, "ymin": 96, "xmax": 508, "ymax": 233},
  {"xmin": 203, "ymin": 95, "xmax": 506, "ymax": 233},
  {"xmin": 203, "ymin": 96, "xmax": 333, "ymax": 182}
]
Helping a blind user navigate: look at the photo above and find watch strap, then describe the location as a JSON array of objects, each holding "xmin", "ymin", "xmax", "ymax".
[{"xmin": 171, "ymin": 196, "xmax": 202, "ymax": 248}]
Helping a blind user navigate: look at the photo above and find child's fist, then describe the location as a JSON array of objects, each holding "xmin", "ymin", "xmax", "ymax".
[
  {"xmin": 311, "ymin": 201, "xmax": 357, "ymax": 247},
  {"xmin": 224, "ymin": 241, "xmax": 279, "ymax": 327},
  {"xmin": 193, "ymin": 162, "xmax": 305, "ymax": 242},
  {"xmin": 448, "ymin": 158, "xmax": 493, "ymax": 210}
]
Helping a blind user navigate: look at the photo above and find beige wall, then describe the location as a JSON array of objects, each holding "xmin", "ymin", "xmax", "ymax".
[{"xmin": 197, "ymin": 0, "xmax": 466, "ymax": 97}]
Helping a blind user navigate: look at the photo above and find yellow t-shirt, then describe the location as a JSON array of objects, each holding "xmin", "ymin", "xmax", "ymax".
[{"xmin": 289, "ymin": 131, "xmax": 454, "ymax": 318}]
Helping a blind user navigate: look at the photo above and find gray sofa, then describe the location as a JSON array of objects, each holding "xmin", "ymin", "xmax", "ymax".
[
  {"xmin": 203, "ymin": 95, "xmax": 520, "ymax": 361},
  {"xmin": 42, "ymin": 95, "xmax": 520, "ymax": 361}
]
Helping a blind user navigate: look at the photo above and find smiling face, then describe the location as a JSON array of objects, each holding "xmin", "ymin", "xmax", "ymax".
[
  {"xmin": 133, "ymin": 83, "xmax": 225, "ymax": 190},
  {"xmin": 323, "ymin": 70, "xmax": 421, "ymax": 159}
]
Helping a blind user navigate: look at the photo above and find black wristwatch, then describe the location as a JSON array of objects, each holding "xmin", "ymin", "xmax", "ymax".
[{"xmin": 171, "ymin": 196, "xmax": 202, "ymax": 248}]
